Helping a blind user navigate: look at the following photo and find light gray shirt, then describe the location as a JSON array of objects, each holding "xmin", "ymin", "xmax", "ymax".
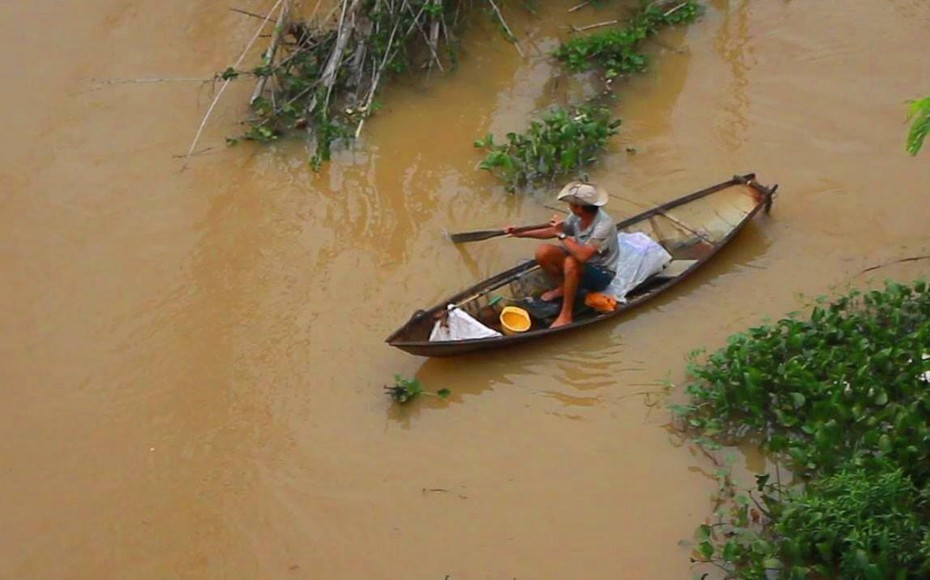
[{"xmin": 564, "ymin": 210, "xmax": 621, "ymax": 274}]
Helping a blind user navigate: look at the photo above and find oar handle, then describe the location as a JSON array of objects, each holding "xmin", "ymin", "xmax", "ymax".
[
  {"xmin": 509, "ymin": 223, "xmax": 551, "ymax": 236},
  {"xmin": 449, "ymin": 222, "xmax": 550, "ymax": 243}
]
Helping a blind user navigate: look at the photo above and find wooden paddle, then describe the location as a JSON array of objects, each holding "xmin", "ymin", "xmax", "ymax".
[{"xmin": 449, "ymin": 223, "xmax": 549, "ymax": 243}]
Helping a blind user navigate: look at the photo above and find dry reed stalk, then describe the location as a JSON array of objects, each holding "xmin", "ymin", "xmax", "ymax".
[{"xmin": 185, "ymin": 0, "xmax": 285, "ymax": 158}]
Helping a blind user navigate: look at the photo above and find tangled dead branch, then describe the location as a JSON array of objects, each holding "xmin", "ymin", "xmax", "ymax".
[{"xmin": 215, "ymin": 0, "xmax": 524, "ymax": 169}]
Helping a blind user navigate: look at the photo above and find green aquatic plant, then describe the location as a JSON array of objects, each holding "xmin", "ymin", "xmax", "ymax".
[
  {"xmin": 676, "ymin": 280, "xmax": 930, "ymax": 481},
  {"xmin": 473, "ymin": 1, "xmax": 702, "ymax": 190},
  {"xmin": 385, "ymin": 374, "xmax": 451, "ymax": 404},
  {"xmin": 673, "ymin": 280, "xmax": 930, "ymax": 577},
  {"xmin": 691, "ymin": 460, "xmax": 930, "ymax": 578},
  {"xmin": 553, "ymin": 0, "xmax": 701, "ymax": 81},
  {"xmin": 906, "ymin": 96, "xmax": 930, "ymax": 156},
  {"xmin": 474, "ymin": 103, "xmax": 621, "ymax": 191}
]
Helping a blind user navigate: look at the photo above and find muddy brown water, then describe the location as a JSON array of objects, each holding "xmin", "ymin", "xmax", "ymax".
[{"xmin": 2, "ymin": 0, "xmax": 929, "ymax": 578}]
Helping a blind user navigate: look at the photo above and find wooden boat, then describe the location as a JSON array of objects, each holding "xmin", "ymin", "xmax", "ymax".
[{"xmin": 386, "ymin": 173, "xmax": 777, "ymax": 357}]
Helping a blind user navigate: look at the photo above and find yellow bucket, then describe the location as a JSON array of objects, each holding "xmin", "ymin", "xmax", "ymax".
[{"xmin": 500, "ymin": 306, "xmax": 531, "ymax": 335}]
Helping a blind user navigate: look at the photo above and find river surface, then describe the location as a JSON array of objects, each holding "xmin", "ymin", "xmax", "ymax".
[{"xmin": 2, "ymin": 0, "xmax": 929, "ymax": 578}]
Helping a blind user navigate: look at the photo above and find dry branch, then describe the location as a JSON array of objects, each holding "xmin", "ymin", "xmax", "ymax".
[
  {"xmin": 486, "ymin": 0, "xmax": 524, "ymax": 58},
  {"xmin": 251, "ymin": 0, "xmax": 291, "ymax": 105},
  {"xmin": 571, "ymin": 19, "xmax": 618, "ymax": 33},
  {"xmin": 857, "ymin": 255, "xmax": 930, "ymax": 276},
  {"xmin": 230, "ymin": 7, "xmax": 276, "ymax": 22}
]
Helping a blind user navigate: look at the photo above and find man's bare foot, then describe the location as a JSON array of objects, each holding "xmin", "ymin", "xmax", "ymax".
[
  {"xmin": 540, "ymin": 287, "xmax": 564, "ymax": 302},
  {"xmin": 549, "ymin": 316, "xmax": 572, "ymax": 328}
]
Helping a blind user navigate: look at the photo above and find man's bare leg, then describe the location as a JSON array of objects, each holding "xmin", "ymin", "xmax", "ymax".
[
  {"xmin": 535, "ymin": 244, "xmax": 567, "ymax": 301},
  {"xmin": 550, "ymin": 256, "xmax": 581, "ymax": 328}
]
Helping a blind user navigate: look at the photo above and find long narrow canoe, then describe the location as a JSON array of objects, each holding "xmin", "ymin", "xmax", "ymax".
[{"xmin": 386, "ymin": 173, "xmax": 777, "ymax": 357}]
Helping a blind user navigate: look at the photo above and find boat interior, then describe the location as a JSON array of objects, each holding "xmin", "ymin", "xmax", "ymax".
[{"xmin": 401, "ymin": 182, "xmax": 762, "ymax": 341}]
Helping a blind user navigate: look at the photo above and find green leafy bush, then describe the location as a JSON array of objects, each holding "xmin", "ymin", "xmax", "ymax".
[
  {"xmin": 774, "ymin": 462, "xmax": 929, "ymax": 578},
  {"xmin": 674, "ymin": 280, "xmax": 930, "ymax": 577},
  {"xmin": 553, "ymin": 0, "xmax": 700, "ymax": 79},
  {"xmin": 474, "ymin": 104, "xmax": 620, "ymax": 191},
  {"xmin": 678, "ymin": 280, "xmax": 930, "ymax": 481}
]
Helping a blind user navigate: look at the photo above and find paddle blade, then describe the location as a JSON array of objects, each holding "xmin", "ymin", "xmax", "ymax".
[{"xmin": 449, "ymin": 229, "xmax": 507, "ymax": 243}]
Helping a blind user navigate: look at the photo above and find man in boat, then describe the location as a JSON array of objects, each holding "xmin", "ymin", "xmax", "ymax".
[{"xmin": 505, "ymin": 181, "xmax": 621, "ymax": 328}]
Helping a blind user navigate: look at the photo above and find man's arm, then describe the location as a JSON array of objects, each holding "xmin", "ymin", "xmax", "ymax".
[
  {"xmin": 560, "ymin": 236, "xmax": 599, "ymax": 263},
  {"xmin": 506, "ymin": 216, "xmax": 565, "ymax": 239}
]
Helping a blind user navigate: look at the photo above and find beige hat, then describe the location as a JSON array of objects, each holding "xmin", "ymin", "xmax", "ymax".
[{"xmin": 556, "ymin": 181, "xmax": 609, "ymax": 207}]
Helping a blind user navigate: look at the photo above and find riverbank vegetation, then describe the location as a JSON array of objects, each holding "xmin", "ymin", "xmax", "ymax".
[
  {"xmin": 221, "ymin": 0, "xmax": 480, "ymax": 168},
  {"xmin": 672, "ymin": 280, "xmax": 930, "ymax": 577}
]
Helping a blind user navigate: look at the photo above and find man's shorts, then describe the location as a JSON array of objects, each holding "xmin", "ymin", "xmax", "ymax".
[{"xmin": 581, "ymin": 265, "xmax": 615, "ymax": 292}]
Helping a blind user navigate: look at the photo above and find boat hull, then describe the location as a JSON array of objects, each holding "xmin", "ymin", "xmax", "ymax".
[{"xmin": 386, "ymin": 174, "xmax": 777, "ymax": 357}]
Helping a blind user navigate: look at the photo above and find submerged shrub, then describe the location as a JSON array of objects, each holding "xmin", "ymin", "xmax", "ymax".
[
  {"xmin": 554, "ymin": 0, "xmax": 701, "ymax": 80},
  {"xmin": 474, "ymin": 103, "xmax": 620, "ymax": 191},
  {"xmin": 675, "ymin": 280, "xmax": 930, "ymax": 577},
  {"xmin": 677, "ymin": 280, "xmax": 930, "ymax": 482},
  {"xmin": 775, "ymin": 462, "xmax": 929, "ymax": 578}
]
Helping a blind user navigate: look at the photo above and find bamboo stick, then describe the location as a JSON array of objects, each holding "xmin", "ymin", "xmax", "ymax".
[
  {"xmin": 185, "ymin": 0, "xmax": 284, "ymax": 158},
  {"xmin": 229, "ymin": 7, "xmax": 275, "ymax": 22},
  {"xmin": 572, "ymin": 19, "xmax": 618, "ymax": 33},
  {"xmin": 311, "ymin": 0, "xmax": 362, "ymax": 117},
  {"xmin": 486, "ymin": 0, "xmax": 524, "ymax": 58},
  {"xmin": 250, "ymin": 0, "xmax": 291, "ymax": 105}
]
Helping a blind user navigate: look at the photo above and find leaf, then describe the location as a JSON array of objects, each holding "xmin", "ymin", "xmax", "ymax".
[
  {"xmin": 437, "ymin": 388, "xmax": 451, "ymax": 399},
  {"xmin": 698, "ymin": 540, "xmax": 714, "ymax": 560},
  {"xmin": 906, "ymin": 96, "xmax": 930, "ymax": 156},
  {"xmin": 722, "ymin": 539, "xmax": 739, "ymax": 562},
  {"xmin": 879, "ymin": 433, "xmax": 892, "ymax": 454}
]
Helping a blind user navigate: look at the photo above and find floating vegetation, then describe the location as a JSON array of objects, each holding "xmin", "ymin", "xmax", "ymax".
[
  {"xmin": 209, "ymin": 0, "xmax": 703, "ymax": 176},
  {"xmin": 554, "ymin": 0, "xmax": 701, "ymax": 81},
  {"xmin": 906, "ymin": 96, "xmax": 930, "ymax": 156},
  {"xmin": 476, "ymin": 0, "xmax": 701, "ymax": 191},
  {"xmin": 672, "ymin": 280, "xmax": 930, "ymax": 576},
  {"xmin": 474, "ymin": 103, "xmax": 620, "ymax": 191},
  {"xmin": 385, "ymin": 374, "xmax": 450, "ymax": 404}
]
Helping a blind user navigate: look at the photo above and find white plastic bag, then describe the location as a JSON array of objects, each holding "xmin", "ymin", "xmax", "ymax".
[
  {"xmin": 429, "ymin": 306, "xmax": 502, "ymax": 342},
  {"xmin": 602, "ymin": 232, "xmax": 672, "ymax": 302}
]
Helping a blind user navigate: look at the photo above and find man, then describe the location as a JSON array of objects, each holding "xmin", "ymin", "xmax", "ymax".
[{"xmin": 505, "ymin": 181, "xmax": 620, "ymax": 328}]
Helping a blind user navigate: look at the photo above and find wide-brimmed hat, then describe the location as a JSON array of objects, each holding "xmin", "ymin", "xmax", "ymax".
[{"xmin": 556, "ymin": 181, "xmax": 609, "ymax": 207}]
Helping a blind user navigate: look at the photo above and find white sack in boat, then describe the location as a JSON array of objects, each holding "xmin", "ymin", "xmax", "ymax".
[
  {"xmin": 429, "ymin": 306, "xmax": 502, "ymax": 342},
  {"xmin": 603, "ymin": 232, "xmax": 672, "ymax": 302}
]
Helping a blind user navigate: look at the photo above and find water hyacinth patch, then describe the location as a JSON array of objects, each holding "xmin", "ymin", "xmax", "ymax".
[
  {"xmin": 384, "ymin": 374, "xmax": 450, "ymax": 404},
  {"xmin": 474, "ymin": 104, "xmax": 621, "ymax": 191},
  {"xmin": 553, "ymin": 0, "xmax": 701, "ymax": 80},
  {"xmin": 677, "ymin": 280, "xmax": 930, "ymax": 481},
  {"xmin": 673, "ymin": 280, "xmax": 930, "ymax": 577}
]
